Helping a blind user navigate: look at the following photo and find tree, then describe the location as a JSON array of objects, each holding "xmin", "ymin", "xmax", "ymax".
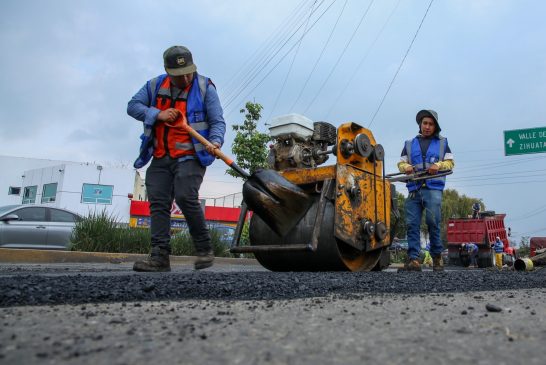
[
  {"xmin": 227, "ymin": 101, "xmax": 271, "ymax": 178},
  {"xmin": 518, "ymin": 236, "xmax": 530, "ymax": 257},
  {"xmin": 390, "ymin": 190, "xmax": 407, "ymax": 240}
]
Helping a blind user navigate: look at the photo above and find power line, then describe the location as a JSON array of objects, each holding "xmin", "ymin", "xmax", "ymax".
[
  {"xmin": 384, "ymin": 146, "xmax": 545, "ymax": 172},
  {"xmin": 449, "ymin": 169, "xmax": 546, "ymax": 182},
  {"xmin": 459, "ymin": 154, "xmax": 546, "ymax": 166},
  {"xmin": 507, "ymin": 203, "xmax": 546, "ymax": 221},
  {"xmin": 304, "ymin": 0, "xmax": 376, "ymax": 114},
  {"xmin": 267, "ymin": 1, "xmax": 318, "ymax": 121},
  {"xmin": 454, "ymin": 155, "xmax": 546, "ymax": 173},
  {"xmin": 326, "ymin": 0, "xmax": 401, "ymax": 120},
  {"xmin": 456, "ymin": 167, "xmax": 546, "ymax": 177},
  {"xmin": 450, "ymin": 174, "xmax": 546, "ymax": 183},
  {"xmin": 452, "ymin": 156, "xmax": 517, "ymax": 164},
  {"xmin": 510, "ymin": 209, "xmax": 546, "ymax": 223},
  {"xmin": 289, "ymin": 0, "xmax": 349, "ymax": 111},
  {"xmin": 526, "ymin": 226, "xmax": 546, "ymax": 235},
  {"xmin": 222, "ymin": 0, "xmax": 311, "ymax": 92},
  {"xmin": 223, "ymin": 0, "xmax": 319, "ymax": 104},
  {"xmin": 455, "ymin": 148, "xmax": 503, "ymax": 154},
  {"xmin": 456, "ymin": 158, "xmax": 546, "ymax": 173},
  {"xmin": 368, "ymin": 0, "xmax": 435, "ymax": 127},
  {"xmin": 223, "ymin": 0, "xmax": 330, "ymax": 109},
  {"xmin": 449, "ymin": 179, "xmax": 545, "ymax": 188},
  {"xmin": 222, "ymin": 1, "xmax": 312, "ymax": 103},
  {"xmin": 224, "ymin": 0, "xmax": 339, "ymax": 115}
]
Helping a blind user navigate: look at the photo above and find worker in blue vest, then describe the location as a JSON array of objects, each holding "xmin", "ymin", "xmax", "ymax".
[
  {"xmin": 397, "ymin": 110, "xmax": 455, "ymax": 271},
  {"xmin": 492, "ymin": 236, "xmax": 504, "ymax": 269},
  {"xmin": 460, "ymin": 242, "xmax": 479, "ymax": 268},
  {"xmin": 472, "ymin": 202, "xmax": 481, "ymax": 219}
]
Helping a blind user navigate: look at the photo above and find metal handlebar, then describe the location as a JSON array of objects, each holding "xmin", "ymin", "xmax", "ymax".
[{"xmin": 385, "ymin": 170, "xmax": 453, "ymax": 183}]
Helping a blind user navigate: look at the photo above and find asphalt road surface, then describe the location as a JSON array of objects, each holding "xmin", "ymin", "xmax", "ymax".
[{"xmin": 1, "ymin": 263, "xmax": 545, "ymax": 365}]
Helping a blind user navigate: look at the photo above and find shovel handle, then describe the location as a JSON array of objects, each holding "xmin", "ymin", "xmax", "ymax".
[{"xmin": 180, "ymin": 120, "xmax": 250, "ymax": 179}]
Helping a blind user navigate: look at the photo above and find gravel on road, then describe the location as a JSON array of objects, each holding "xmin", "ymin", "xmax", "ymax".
[{"xmin": 1, "ymin": 265, "xmax": 545, "ymax": 307}]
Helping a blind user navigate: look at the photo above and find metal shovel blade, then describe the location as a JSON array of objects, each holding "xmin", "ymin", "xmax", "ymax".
[{"xmin": 243, "ymin": 169, "xmax": 312, "ymax": 237}]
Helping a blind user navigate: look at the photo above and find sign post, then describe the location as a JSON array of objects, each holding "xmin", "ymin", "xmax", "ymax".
[{"xmin": 504, "ymin": 127, "xmax": 546, "ymax": 156}]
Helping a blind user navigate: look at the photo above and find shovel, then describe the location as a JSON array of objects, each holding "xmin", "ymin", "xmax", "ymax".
[{"xmin": 175, "ymin": 119, "xmax": 312, "ymax": 237}]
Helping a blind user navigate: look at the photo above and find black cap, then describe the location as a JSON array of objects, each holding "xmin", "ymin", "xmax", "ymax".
[{"xmin": 163, "ymin": 46, "xmax": 197, "ymax": 76}]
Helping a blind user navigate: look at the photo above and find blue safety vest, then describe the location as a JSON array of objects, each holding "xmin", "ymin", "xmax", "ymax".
[
  {"xmin": 467, "ymin": 243, "xmax": 478, "ymax": 253},
  {"xmin": 405, "ymin": 136, "xmax": 447, "ymax": 192},
  {"xmin": 134, "ymin": 73, "xmax": 214, "ymax": 168},
  {"xmin": 493, "ymin": 240, "xmax": 504, "ymax": 253}
]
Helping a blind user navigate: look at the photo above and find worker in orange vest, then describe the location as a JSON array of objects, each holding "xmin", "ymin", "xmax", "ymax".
[{"xmin": 128, "ymin": 46, "xmax": 226, "ymax": 272}]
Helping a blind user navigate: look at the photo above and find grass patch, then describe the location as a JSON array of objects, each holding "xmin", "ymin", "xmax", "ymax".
[
  {"xmin": 390, "ymin": 250, "xmax": 408, "ymax": 264},
  {"xmin": 70, "ymin": 210, "xmax": 234, "ymax": 257}
]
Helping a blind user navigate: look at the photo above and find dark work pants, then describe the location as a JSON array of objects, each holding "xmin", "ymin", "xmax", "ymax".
[{"xmin": 145, "ymin": 156, "xmax": 211, "ymax": 254}]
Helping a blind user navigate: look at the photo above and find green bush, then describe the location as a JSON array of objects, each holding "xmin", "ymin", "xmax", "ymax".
[
  {"xmin": 390, "ymin": 249, "xmax": 408, "ymax": 264},
  {"xmin": 70, "ymin": 210, "xmax": 233, "ymax": 257},
  {"xmin": 70, "ymin": 210, "xmax": 149, "ymax": 254},
  {"xmin": 170, "ymin": 229, "xmax": 231, "ymax": 257},
  {"xmin": 228, "ymin": 221, "xmax": 255, "ymax": 259}
]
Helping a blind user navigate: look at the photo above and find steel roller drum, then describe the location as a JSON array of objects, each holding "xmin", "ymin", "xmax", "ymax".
[{"xmin": 250, "ymin": 195, "xmax": 383, "ymax": 272}]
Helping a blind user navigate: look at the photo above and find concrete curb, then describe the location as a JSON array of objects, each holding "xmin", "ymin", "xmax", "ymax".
[{"xmin": 0, "ymin": 248, "xmax": 259, "ymax": 266}]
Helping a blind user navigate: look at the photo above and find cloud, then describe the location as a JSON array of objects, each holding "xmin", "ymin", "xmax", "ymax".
[
  {"xmin": 1, "ymin": 0, "xmax": 546, "ymax": 239},
  {"xmin": 66, "ymin": 128, "xmax": 100, "ymax": 142}
]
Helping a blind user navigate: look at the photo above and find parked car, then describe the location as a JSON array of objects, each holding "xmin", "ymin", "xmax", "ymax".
[
  {"xmin": 172, "ymin": 224, "xmax": 236, "ymax": 247},
  {"xmin": 211, "ymin": 224, "xmax": 236, "ymax": 246},
  {"xmin": 389, "ymin": 239, "xmax": 408, "ymax": 251},
  {"xmin": 0, "ymin": 205, "xmax": 82, "ymax": 250}
]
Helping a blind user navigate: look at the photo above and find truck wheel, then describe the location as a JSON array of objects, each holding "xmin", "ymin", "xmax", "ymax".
[
  {"xmin": 478, "ymin": 252, "xmax": 493, "ymax": 268},
  {"xmin": 448, "ymin": 252, "xmax": 461, "ymax": 266},
  {"xmin": 460, "ymin": 256, "xmax": 471, "ymax": 267}
]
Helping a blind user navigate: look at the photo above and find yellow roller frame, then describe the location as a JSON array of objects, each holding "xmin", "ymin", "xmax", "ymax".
[{"xmin": 279, "ymin": 122, "xmax": 391, "ymax": 271}]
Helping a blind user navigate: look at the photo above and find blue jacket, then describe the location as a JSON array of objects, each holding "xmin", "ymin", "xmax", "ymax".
[
  {"xmin": 128, "ymin": 73, "xmax": 226, "ymax": 168},
  {"xmin": 404, "ymin": 136, "xmax": 448, "ymax": 192},
  {"xmin": 493, "ymin": 240, "xmax": 504, "ymax": 253},
  {"xmin": 466, "ymin": 243, "xmax": 478, "ymax": 254}
]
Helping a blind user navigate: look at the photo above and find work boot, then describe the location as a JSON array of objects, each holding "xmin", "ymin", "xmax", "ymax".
[
  {"xmin": 432, "ymin": 255, "xmax": 444, "ymax": 272},
  {"xmin": 133, "ymin": 247, "xmax": 171, "ymax": 272},
  {"xmin": 398, "ymin": 259, "xmax": 422, "ymax": 272},
  {"xmin": 194, "ymin": 250, "xmax": 214, "ymax": 270}
]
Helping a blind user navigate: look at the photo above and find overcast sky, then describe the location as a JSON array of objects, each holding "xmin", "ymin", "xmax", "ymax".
[{"xmin": 1, "ymin": 0, "xmax": 545, "ymax": 242}]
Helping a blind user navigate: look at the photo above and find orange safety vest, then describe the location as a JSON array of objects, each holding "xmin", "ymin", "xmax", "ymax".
[{"xmin": 153, "ymin": 77, "xmax": 195, "ymax": 159}]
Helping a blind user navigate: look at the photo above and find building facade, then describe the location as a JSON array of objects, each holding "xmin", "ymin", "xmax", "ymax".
[{"xmin": 1, "ymin": 155, "xmax": 142, "ymax": 222}]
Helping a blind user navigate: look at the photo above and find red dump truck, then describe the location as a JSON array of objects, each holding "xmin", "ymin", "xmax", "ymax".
[
  {"xmin": 446, "ymin": 213, "xmax": 516, "ymax": 267},
  {"xmin": 530, "ymin": 237, "xmax": 546, "ymax": 257}
]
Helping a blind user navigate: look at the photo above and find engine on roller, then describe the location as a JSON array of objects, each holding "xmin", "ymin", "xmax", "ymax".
[{"xmin": 267, "ymin": 114, "xmax": 337, "ymax": 170}]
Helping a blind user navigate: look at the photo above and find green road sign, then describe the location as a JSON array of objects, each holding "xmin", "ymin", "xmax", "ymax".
[{"xmin": 504, "ymin": 127, "xmax": 546, "ymax": 156}]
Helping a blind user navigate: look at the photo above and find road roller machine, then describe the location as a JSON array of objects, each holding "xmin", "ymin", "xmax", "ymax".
[{"xmin": 230, "ymin": 114, "xmax": 393, "ymax": 271}]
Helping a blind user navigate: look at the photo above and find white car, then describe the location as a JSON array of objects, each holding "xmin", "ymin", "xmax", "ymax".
[{"xmin": 0, "ymin": 205, "xmax": 82, "ymax": 250}]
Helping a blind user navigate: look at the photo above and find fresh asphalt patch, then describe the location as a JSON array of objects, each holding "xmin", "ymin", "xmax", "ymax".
[{"xmin": 1, "ymin": 267, "xmax": 545, "ymax": 307}]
